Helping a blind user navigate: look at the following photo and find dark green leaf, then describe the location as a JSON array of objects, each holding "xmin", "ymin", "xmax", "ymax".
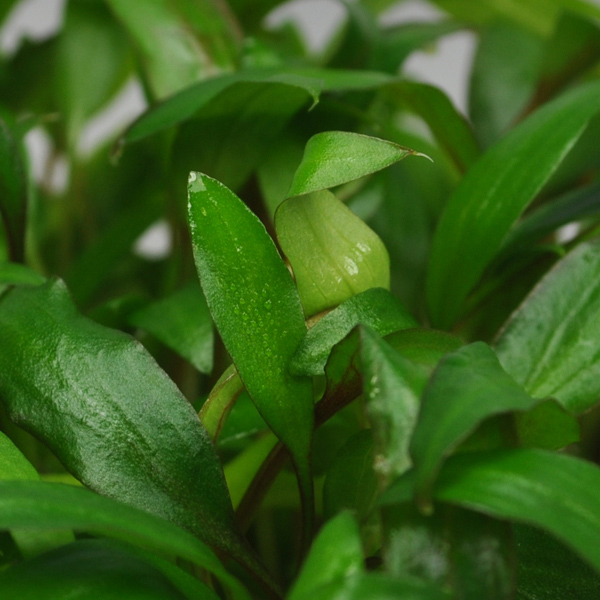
[
  {"xmin": 291, "ymin": 288, "xmax": 417, "ymax": 376},
  {"xmin": 0, "ymin": 480, "xmax": 246, "ymax": 598},
  {"xmin": 187, "ymin": 173, "xmax": 314, "ymax": 534},
  {"xmin": 323, "ymin": 430, "xmax": 378, "ymax": 521},
  {"xmin": 381, "ymin": 449, "xmax": 600, "ymax": 575},
  {"xmin": 469, "ymin": 22, "xmax": 544, "ymax": 148},
  {"xmin": 288, "ymin": 512, "xmax": 364, "ymax": 600},
  {"xmin": 514, "ymin": 401, "xmax": 579, "ymax": 450},
  {"xmin": 382, "ymin": 503, "xmax": 515, "ymax": 598},
  {"xmin": 275, "ymin": 190, "xmax": 391, "ymax": 317},
  {"xmin": 384, "ymin": 81, "xmax": 480, "ymax": 172},
  {"xmin": 0, "ymin": 280, "xmax": 252, "ymax": 570},
  {"xmin": 515, "ymin": 524, "xmax": 600, "ymax": 600},
  {"xmin": 0, "ymin": 114, "xmax": 28, "ymax": 262},
  {"xmin": 427, "ymin": 80, "xmax": 600, "ymax": 329},
  {"xmin": 129, "ymin": 281, "xmax": 214, "ymax": 374},
  {"xmin": 495, "ymin": 239, "xmax": 600, "ymax": 414},
  {"xmin": 410, "ymin": 342, "xmax": 562, "ymax": 507},
  {"xmin": 105, "ymin": 0, "xmax": 241, "ymax": 99},
  {"xmin": 0, "ymin": 539, "xmax": 192, "ymax": 599},
  {"xmin": 287, "ymin": 131, "xmax": 427, "ymax": 198},
  {"xmin": 360, "ymin": 327, "xmax": 430, "ymax": 487}
]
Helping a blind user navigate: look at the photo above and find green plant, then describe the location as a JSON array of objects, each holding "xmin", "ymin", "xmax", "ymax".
[{"xmin": 2, "ymin": 0, "xmax": 600, "ymax": 597}]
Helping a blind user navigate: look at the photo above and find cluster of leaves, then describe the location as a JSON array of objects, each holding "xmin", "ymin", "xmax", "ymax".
[{"xmin": 2, "ymin": 0, "xmax": 600, "ymax": 597}]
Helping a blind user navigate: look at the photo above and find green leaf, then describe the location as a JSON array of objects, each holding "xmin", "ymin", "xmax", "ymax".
[
  {"xmin": 129, "ymin": 281, "xmax": 214, "ymax": 374},
  {"xmin": 0, "ymin": 431, "xmax": 38, "ymax": 481},
  {"xmin": 56, "ymin": 0, "xmax": 133, "ymax": 146},
  {"xmin": 0, "ymin": 280, "xmax": 252, "ymax": 570},
  {"xmin": 105, "ymin": 0, "xmax": 241, "ymax": 99},
  {"xmin": 383, "ymin": 81, "xmax": 480, "ymax": 173},
  {"xmin": 288, "ymin": 512, "xmax": 364, "ymax": 600},
  {"xmin": 468, "ymin": 22, "xmax": 544, "ymax": 148},
  {"xmin": 293, "ymin": 572, "xmax": 451, "ymax": 600},
  {"xmin": 381, "ymin": 449, "xmax": 600, "ymax": 575},
  {"xmin": 0, "ymin": 262, "xmax": 46, "ymax": 287},
  {"xmin": 187, "ymin": 172, "xmax": 314, "ymax": 536},
  {"xmin": 374, "ymin": 21, "xmax": 464, "ymax": 73},
  {"xmin": 323, "ymin": 430, "xmax": 378, "ymax": 521},
  {"xmin": 410, "ymin": 342, "xmax": 566, "ymax": 508},
  {"xmin": 0, "ymin": 480, "xmax": 246, "ymax": 598},
  {"xmin": 495, "ymin": 240, "xmax": 600, "ymax": 414},
  {"xmin": 287, "ymin": 131, "xmax": 428, "ymax": 198},
  {"xmin": 382, "ymin": 503, "xmax": 515, "ymax": 598},
  {"xmin": 173, "ymin": 76, "xmax": 319, "ymax": 191},
  {"xmin": 275, "ymin": 190, "xmax": 391, "ymax": 317},
  {"xmin": 427, "ymin": 79, "xmax": 600, "ymax": 329},
  {"xmin": 0, "ymin": 114, "xmax": 28, "ymax": 262},
  {"xmin": 0, "ymin": 539, "xmax": 193, "ymax": 600},
  {"xmin": 291, "ymin": 288, "xmax": 417, "ymax": 376},
  {"xmin": 360, "ymin": 327, "xmax": 430, "ymax": 487},
  {"xmin": 515, "ymin": 524, "xmax": 600, "ymax": 600}
]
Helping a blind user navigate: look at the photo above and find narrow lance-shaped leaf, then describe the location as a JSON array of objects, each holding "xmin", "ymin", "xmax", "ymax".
[
  {"xmin": 381, "ymin": 449, "xmax": 600, "ymax": 576},
  {"xmin": 287, "ymin": 131, "xmax": 429, "ymax": 198},
  {"xmin": 495, "ymin": 239, "xmax": 600, "ymax": 414},
  {"xmin": 0, "ymin": 115, "xmax": 28, "ymax": 262},
  {"xmin": 410, "ymin": 342, "xmax": 576, "ymax": 508},
  {"xmin": 0, "ymin": 279, "xmax": 257, "ymax": 576},
  {"xmin": 187, "ymin": 172, "xmax": 315, "ymax": 537},
  {"xmin": 427, "ymin": 80, "xmax": 600, "ymax": 329},
  {"xmin": 0, "ymin": 480, "xmax": 248, "ymax": 599},
  {"xmin": 0, "ymin": 431, "xmax": 38, "ymax": 482}
]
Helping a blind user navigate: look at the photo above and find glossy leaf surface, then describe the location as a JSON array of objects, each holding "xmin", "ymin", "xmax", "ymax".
[
  {"xmin": 0, "ymin": 114, "xmax": 27, "ymax": 262},
  {"xmin": 276, "ymin": 190, "xmax": 390, "ymax": 317},
  {"xmin": 129, "ymin": 281, "xmax": 214, "ymax": 374},
  {"xmin": 495, "ymin": 240, "xmax": 600, "ymax": 414},
  {"xmin": 382, "ymin": 449, "xmax": 600, "ymax": 574},
  {"xmin": 105, "ymin": 0, "xmax": 240, "ymax": 99},
  {"xmin": 291, "ymin": 288, "xmax": 417, "ymax": 376},
  {"xmin": 187, "ymin": 173, "xmax": 314, "ymax": 522},
  {"xmin": 0, "ymin": 480, "xmax": 245, "ymax": 597},
  {"xmin": 410, "ymin": 342, "xmax": 559, "ymax": 506},
  {"xmin": 427, "ymin": 80, "xmax": 600, "ymax": 328},
  {"xmin": 0, "ymin": 280, "xmax": 247, "ymax": 564},
  {"xmin": 287, "ymin": 131, "xmax": 426, "ymax": 198},
  {"xmin": 288, "ymin": 512, "xmax": 364, "ymax": 600}
]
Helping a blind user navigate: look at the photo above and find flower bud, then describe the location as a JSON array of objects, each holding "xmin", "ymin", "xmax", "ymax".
[{"xmin": 275, "ymin": 190, "xmax": 390, "ymax": 317}]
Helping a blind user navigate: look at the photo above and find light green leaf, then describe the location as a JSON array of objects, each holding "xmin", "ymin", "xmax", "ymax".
[
  {"xmin": 287, "ymin": 131, "xmax": 428, "ymax": 198},
  {"xmin": 291, "ymin": 288, "xmax": 417, "ymax": 376},
  {"xmin": 0, "ymin": 262, "xmax": 45, "ymax": 287},
  {"xmin": 381, "ymin": 449, "xmax": 600, "ymax": 575},
  {"xmin": 128, "ymin": 281, "xmax": 214, "ymax": 374},
  {"xmin": 105, "ymin": 0, "xmax": 241, "ymax": 99},
  {"xmin": 276, "ymin": 190, "xmax": 390, "ymax": 317},
  {"xmin": 495, "ymin": 240, "xmax": 600, "ymax": 414},
  {"xmin": 288, "ymin": 512, "xmax": 364, "ymax": 600},
  {"xmin": 0, "ymin": 431, "xmax": 38, "ymax": 482},
  {"xmin": 427, "ymin": 79, "xmax": 600, "ymax": 329},
  {"xmin": 187, "ymin": 172, "xmax": 315, "ymax": 540},
  {"xmin": 0, "ymin": 480, "xmax": 247, "ymax": 598},
  {"xmin": 0, "ymin": 279, "xmax": 255, "ymax": 574}
]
